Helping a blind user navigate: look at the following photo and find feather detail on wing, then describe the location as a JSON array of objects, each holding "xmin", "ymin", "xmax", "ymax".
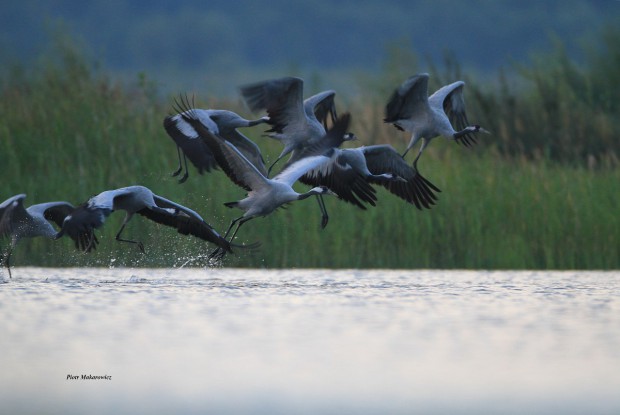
[
  {"xmin": 40, "ymin": 202, "xmax": 75, "ymax": 228},
  {"xmin": 221, "ymin": 129, "xmax": 268, "ymax": 177},
  {"xmin": 362, "ymin": 145, "xmax": 440, "ymax": 210},
  {"xmin": 179, "ymin": 109, "xmax": 268, "ymax": 192},
  {"xmin": 163, "ymin": 113, "xmax": 218, "ymax": 174},
  {"xmin": 0, "ymin": 195, "xmax": 27, "ymax": 238},
  {"xmin": 137, "ymin": 198, "xmax": 231, "ymax": 251},
  {"xmin": 282, "ymin": 112, "xmax": 351, "ymax": 167},
  {"xmin": 240, "ymin": 77, "xmax": 306, "ymax": 135},
  {"xmin": 299, "ymin": 151, "xmax": 377, "ymax": 209},
  {"xmin": 384, "ymin": 73, "xmax": 430, "ymax": 124},
  {"xmin": 58, "ymin": 203, "xmax": 103, "ymax": 252},
  {"xmin": 429, "ymin": 81, "xmax": 477, "ymax": 147},
  {"xmin": 304, "ymin": 90, "xmax": 337, "ymax": 128}
]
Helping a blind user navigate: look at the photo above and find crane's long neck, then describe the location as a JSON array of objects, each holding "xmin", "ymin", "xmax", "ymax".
[
  {"xmin": 248, "ymin": 116, "xmax": 269, "ymax": 127},
  {"xmin": 453, "ymin": 125, "xmax": 481, "ymax": 139},
  {"xmin": 297, "ymin": 187, "xmax": 328, "ymax": 201}
]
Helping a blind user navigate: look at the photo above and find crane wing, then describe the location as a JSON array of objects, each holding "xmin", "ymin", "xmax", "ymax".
[
  {"xmin": 281, "ymin": 111, "xmax": 351, "ymax": 169},
  {"xmin": 384, "ymin": 73, "xmax": 431, "ymax": 127},
  {"xmin": 304, "ymin": 90, "xmax": 337, "ymax": 128},
  {"xmin": 55, "ymin": 202, "xmax": 102, "ymax": 252},
  {"xmin": 221, "ymin": 128, "xmax": 268, "ymax": 177},
  {"xmin": 163, "ymin": 113, "xmax": 218, "ymax": 174},
  {"xmin": 299, "ymin": 150, "xmax": 377, "ymax": 210},
  {"xmin": 143, "ymin": 194, "xmax": 231, "ymax": 251},
  {"xmin": 37, "ymin": 202, "xmax": 75, "ymax": 228},
  {"xmin": 179, "ymin": 106, "xmax": 270, "ymax": 192},
  {"xmin": 0, "ymin": 194, "xmax": 27, "ymax": 238},
  {"xmin": 362, "ymin": 145, "xmax": 440, "ymax": 209},
  {"xmin": 240, "ymin": 77, "xmax": 306, "ymax": 135},
  {"xmin": 429, "ymin": 81, "xmax": 477, "ymax": 146}
]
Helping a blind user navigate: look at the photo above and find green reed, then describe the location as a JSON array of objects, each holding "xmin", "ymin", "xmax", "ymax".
[{"xmin": 1, "ymin": 36, "xmax": 618, "ymax": 270}]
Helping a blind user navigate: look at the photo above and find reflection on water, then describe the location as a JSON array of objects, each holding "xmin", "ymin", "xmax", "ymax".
[{"xmin": 1, "ymin": 268, "xmax": 619, "ymax": 414}]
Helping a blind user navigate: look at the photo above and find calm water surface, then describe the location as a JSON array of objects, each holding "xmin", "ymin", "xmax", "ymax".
[{"xmin": 1, "ymin": 267, "xmax": 619, "ymax": 414}]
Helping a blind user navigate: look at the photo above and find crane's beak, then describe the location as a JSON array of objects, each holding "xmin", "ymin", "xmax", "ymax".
[{"xmin": 249, "ymin": 116, "xmax": 270, "ymax": 126}]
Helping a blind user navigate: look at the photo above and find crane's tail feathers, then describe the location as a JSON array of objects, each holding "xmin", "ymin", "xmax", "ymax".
[{"xmin": 171, "ymin": 93, "xmax": 197, "ymax": 118}]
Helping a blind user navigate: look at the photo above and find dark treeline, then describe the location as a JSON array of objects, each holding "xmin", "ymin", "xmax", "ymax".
[{"xmin": 2, "ymin": 0, "xmax": 618, "ymax": 88}]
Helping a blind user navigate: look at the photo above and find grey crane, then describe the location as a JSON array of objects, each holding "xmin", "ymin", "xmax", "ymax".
[
  {"xmin": 275, "ymin": 98, "xmax": 439, "ymax": 210},
  {"xmin": 0, "ymin": 194, "xmax": 95, "ymax": 278},
  {"xmin": 163, "ymin": 105, "xmax": 268, "ymax": 182},
  {"xmin": 239, "ymin": 77, "xmax": 358, "ymax": 226},
  {"xmin": 55, "ymin": 185, "xmax": 245, "ymax": 256},
  {"xmin": 239, "ymin": 76, "xmax": 353, "ymax": 175},
  {"xmin": 279, "ymin": 129, "xmax": 380, "ymax": 210},
  {"xmin": 294, "ymin": 144, "xmax": 441, "ymax": 210},
  {"xmin": 178, "ymin": 104, "xmax": 350, "ymax": 260},
  {"xmin": 384, "ymin": 73, "xmax": 489, "ymax": 166}
]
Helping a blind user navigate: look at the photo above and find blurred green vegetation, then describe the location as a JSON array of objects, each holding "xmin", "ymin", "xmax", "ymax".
[{"xmin": 1, "ymin": 30, "xmax": 618, "ymax": 270}]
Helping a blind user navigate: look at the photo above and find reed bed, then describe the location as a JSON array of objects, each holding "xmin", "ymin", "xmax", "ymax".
[{"xmin": 1, "ymin": 36, "xmax": 618, "ymax": 269}]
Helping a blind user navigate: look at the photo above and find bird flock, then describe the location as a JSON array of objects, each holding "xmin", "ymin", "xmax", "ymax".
[{"xmin": 1, "ymin": 73, "xmax": 489, "ymax": 277}]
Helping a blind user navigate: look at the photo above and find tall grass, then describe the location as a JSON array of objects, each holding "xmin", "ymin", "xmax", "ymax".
[
  {"xmin": 1, "ymin": 34, "xmax": 618, "ymax": 269},
  {"xmin": 448, "ymin": 28, "xmax": 620, "ymax": 167}
]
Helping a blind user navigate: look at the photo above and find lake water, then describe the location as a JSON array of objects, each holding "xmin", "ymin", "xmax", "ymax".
[{"xmin": 1, "ymin": 268, "xmax": 619, "ymax": 414}]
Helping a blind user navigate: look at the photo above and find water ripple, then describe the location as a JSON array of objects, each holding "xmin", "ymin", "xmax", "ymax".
[{"xmin": 0, "ymin": 267, "xmax": 619, "ymax": 414}]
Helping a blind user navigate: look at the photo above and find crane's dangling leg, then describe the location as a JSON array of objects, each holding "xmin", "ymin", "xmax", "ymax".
[
  {"xmin": 209, "ymin": 216, "xmax": 247, "ymax": 261},
  {"xmin": 178, "ymin": 152, "xmax": 190, "ymax": 184},
  {"xmin": 172, "ymin": 146, "xmax": 184, "ymax": 177},
  {"xmin": 222, "ymin": 216, "xmax": 244, "ymax": 239},
  {"xmin": 267, "ymin": 156, "xmax": 285, "ymax": 178},
  {"xmin": 225, "ymin": 217, "xmax": 252, "ymax": 245},
  {"xmin": 410, "ymin": 137, "xmax": 429, "ymax": 166},
  {"xmin": 114, "ymin": 214, "xmax": 145, "ymax": 253},
  {"xmin": 3, "ymin": 246, "xmax": 13, "ymax": 279},
  {"xmin": 316, "ymin": 195, "xmax": 329, "ymax": 229},
  {"xmin": 207, "ymin": 216, "xmax": 243, "ymax": 261}
]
